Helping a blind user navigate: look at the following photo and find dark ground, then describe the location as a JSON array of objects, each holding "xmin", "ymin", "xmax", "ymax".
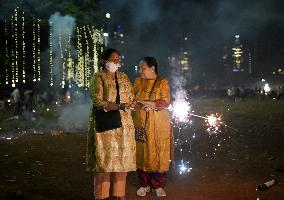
[{"xmin": 0, "ymin": 98, "xmax": 284, "ymax": 200}]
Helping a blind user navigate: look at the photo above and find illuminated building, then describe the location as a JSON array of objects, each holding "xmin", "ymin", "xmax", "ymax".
[
  {"xmin": 232, "ymin": 34, "xmax": 243, "ymax": 72},
  {"xmin": 113, "ymin": 25, "xmax": 125, "ymax": 46},
  {"xmin": 112, "ymin": 25, "xmax": 126, "ymax": 67},
  {"xmin": 169, "ymin": 36, "xmax": 192, "ymax": 80},
  {"xmin": 223, "ymin": 35, "xmax": 255, "ymax": 76}
]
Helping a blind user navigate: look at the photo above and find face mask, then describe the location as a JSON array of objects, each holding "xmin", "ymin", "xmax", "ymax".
[{"xmin": 106, "ymin": 62, "xmax": 120, "ymax": 73}]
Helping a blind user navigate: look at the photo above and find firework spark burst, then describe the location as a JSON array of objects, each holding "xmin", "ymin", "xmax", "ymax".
[
  {"xmin": 178, "ymin": 160, "xmax": 192, "ymax": 175},
  {"xmin": 169, "ymin": 98, "xmax": 191, "ymax": 124},
  {"xmin": 205, "ymin": 113, "xmax": 222, "ymax": 134}
]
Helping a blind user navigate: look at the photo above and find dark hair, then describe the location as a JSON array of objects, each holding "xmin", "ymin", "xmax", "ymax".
[
  {"xmin": 140, "ymin": 56, "xmax": 158, "ymax": 74},
  {"xmin": 100, "ymin": 48, "xmax": 120, "ymax": 70}
]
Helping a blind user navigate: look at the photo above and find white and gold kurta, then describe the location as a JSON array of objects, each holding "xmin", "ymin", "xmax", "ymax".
[{"xmin": 87, "ymin": 71, "xmax": 136, "ymax": 172}]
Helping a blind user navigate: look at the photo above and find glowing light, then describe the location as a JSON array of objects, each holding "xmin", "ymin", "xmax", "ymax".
[
  {"xmin": 264, "ymin": 83, "xmax": 271, "ymax": 93},
  {"xmin": 75, "ymin": 26, "xmax": 103, "ymax": 88},
  {"xmin": 14, "ymin": 7, "xmax": 19, "ymax": 84},
  {"xmin": 37, "ymin": 19, "xmax": 41, "ymax": 81},
  {"xmin": 22, "ymin": 10, "xmax": 26, "ymax": 83},
  {"xmin": 106, "ymin": 13, "xmax": 111, "ymax": 19},
  {"xmin": 178, "ymin": 160, "xmax": 192, "ymax": 174},
  {"xmin": 103, "ymin": 32, "xmax": 109, "ymax": 37},
  {"xmin": 46, "ymin": 108, "xmax": 50, "ymax": 112},
  {"xmin": 169, "ymin": 98, "xmax": 191, "ymax": 123},
  {"xmin": 91, "ymin": 27, "xmax": 102, "ymax": 74},
  {"xmin": 49, "ymin": 21, "xmax": 53, "ymax": 86},
  {"xmin": 83, "ymin": 26, "xmax": 90, "ymax": 87},
  {"xmin": 11, "ymin": 12, "xmax": 16, "ymax": 87},
  {"xmin": 4, "ymin": 20, "xmax": 9, "ymax": 85},
  {"xmin": 205, "ymin": 114, "xmax": 222, "ymax": 134},
  {"xmin": 32, "ymin": 19, "xmax": 36, "ymax": 82},
  {"xmin": 76, "ymin": 27, "xmax": 84, "ymax": 87}
]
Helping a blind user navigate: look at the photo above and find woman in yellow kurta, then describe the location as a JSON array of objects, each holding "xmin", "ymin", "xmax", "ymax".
[
  {"xmin": 87, "ymin": 49, "xmax": 136, "ymax": 200},
  {"xmin": 132, "ymin": 57, "xmax": 173, "ymax": 197}
]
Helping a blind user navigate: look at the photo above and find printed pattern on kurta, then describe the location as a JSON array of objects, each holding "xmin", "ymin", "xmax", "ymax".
[
  {"xmin": 133, "ymin": 77, "xmax": 172, "ymax": 172},
  {"xmin": 87, "ymin": 71, "xmax": 136, "ymax": 172}
]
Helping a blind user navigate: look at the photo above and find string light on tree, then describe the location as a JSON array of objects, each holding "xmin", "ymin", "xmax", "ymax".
[
  {"xmin": 91, "ymin": 26, "xmax": 103, "ymax": 74},
  {"xmin": 37, "ymin": 19, "xmax": 41, "ymax": 81},
  {"xmin": 83, "ymin": 26, "xmax": 90, "ymax": 87},
  {"xmin": 4, "ymin": 20, "xmax": 9, "ymax": 85},
  {"xmin": 32, "ymin": 19, "xmax": 36, "ymax": 82},
  {"xmin": 14, "ymin": 8, "xmax": 19, "ymax": 84},
  {"xmin": 22, "ymin": 10, "xmax": 26, "ymax": 83},
  {"xmin": 66, "ymin": 33, "xmax": 73, "ymax": 87},
  {"xmin": 62, "ymin": 61, "xmax": 66, "ymax": 88},
  {"xmin": 67, "ymin": 52, "xmax": 73, "ymax": 88},
  {"xmin": 49, "ymin": 21, "xmax": 53, "ymax": 86},
  {"xmin": 58, "ymin": 30, "xmax": 65, "ymax": 88},
  {"xmin": 76, "ymin": 27, "xmax": 84, "ymax": 87},
  {"xmin": 11, "ymin": 13, "xmax": 15, "ymax": 87},
  {"xmin": 66, "ymin": 33, "xmax": 74, "ymax": 88}
]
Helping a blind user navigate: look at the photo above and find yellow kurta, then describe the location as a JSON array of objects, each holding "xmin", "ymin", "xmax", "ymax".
[
  {"xmin": 87, "ymin": 71, "xmax": 136, "ymax": 172},
  {"xmin": 133, "ymin": 77, "xmax": 172, "ymax": 172}
]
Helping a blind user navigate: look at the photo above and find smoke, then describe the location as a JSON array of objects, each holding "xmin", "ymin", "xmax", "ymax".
[
  {"xmin": 58, "ymin": 102, "xmax": 90, "ymax": 133},
  {"xmin": 49, "ymin": 12, "xmax": 76, "ymax": 86}
]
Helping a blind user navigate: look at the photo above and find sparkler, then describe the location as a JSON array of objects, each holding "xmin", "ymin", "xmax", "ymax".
[
  {"xmin": 170, "ymin": 75, "xmax": 193, "ymax": 175},
  {"xmin": 169, "ymin": 73, "xmax": 236, "ymax": 175},
  {"xmin": 205, "ymin": 114, "xmax": 222, "ymax": 134},
  {"xmin": 178, "ymin": 159, "xmax": 192, "ymax": 174},
  {"xmin": 169, "ymin": 98, "xmax": 191, "ymax": 123}
]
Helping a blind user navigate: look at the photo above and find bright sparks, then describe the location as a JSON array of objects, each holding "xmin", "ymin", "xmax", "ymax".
[
  {"xmin": 170, "ymin": 99, "xmax": 191, "ymax": 123},
  {"xmin": 205, "ymin": 114, "xmax": 222, "ymax": 134}
]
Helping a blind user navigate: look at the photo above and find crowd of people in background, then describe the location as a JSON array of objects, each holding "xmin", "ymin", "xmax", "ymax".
[
  {"xmin": 0, "ymin": 86, "xmax": 90, "ymax": 120},
  {"xmin": 1, "ymin": 83, "xmax": 283, "ymax": 120},
  {"xmin": 226, "ymin": 85, "xmax": 284, "ymax": 102}
]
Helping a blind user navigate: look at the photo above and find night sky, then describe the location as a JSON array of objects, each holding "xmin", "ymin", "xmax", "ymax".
[
  {"xmin": 0, "ymin": 0, "xmax": 284, "ymax": 83},
  {"xmin": 99, "ymin": 0, "xmax": 284, "ymax": 80}
]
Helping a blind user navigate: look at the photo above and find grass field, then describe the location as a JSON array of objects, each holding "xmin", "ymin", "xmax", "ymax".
[{"xmin": 0, "ymin": 98, "xmax": 284, "ymax": 199}]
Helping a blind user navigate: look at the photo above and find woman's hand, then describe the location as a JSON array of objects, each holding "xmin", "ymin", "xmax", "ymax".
[
  {"xmin": 103, "ymin": 102, "xmax": 119, "ymax": 112},
  {"xmin": 119, "ymin": 103, "xmax": 130, "ymax": 111},
  {"xmin": 130, "ymin": 101, "xmax": 144, "ymax": 111},
  {"xmin": 143, "ymin": 104, "xmax": 156, "ymax": 111}
]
